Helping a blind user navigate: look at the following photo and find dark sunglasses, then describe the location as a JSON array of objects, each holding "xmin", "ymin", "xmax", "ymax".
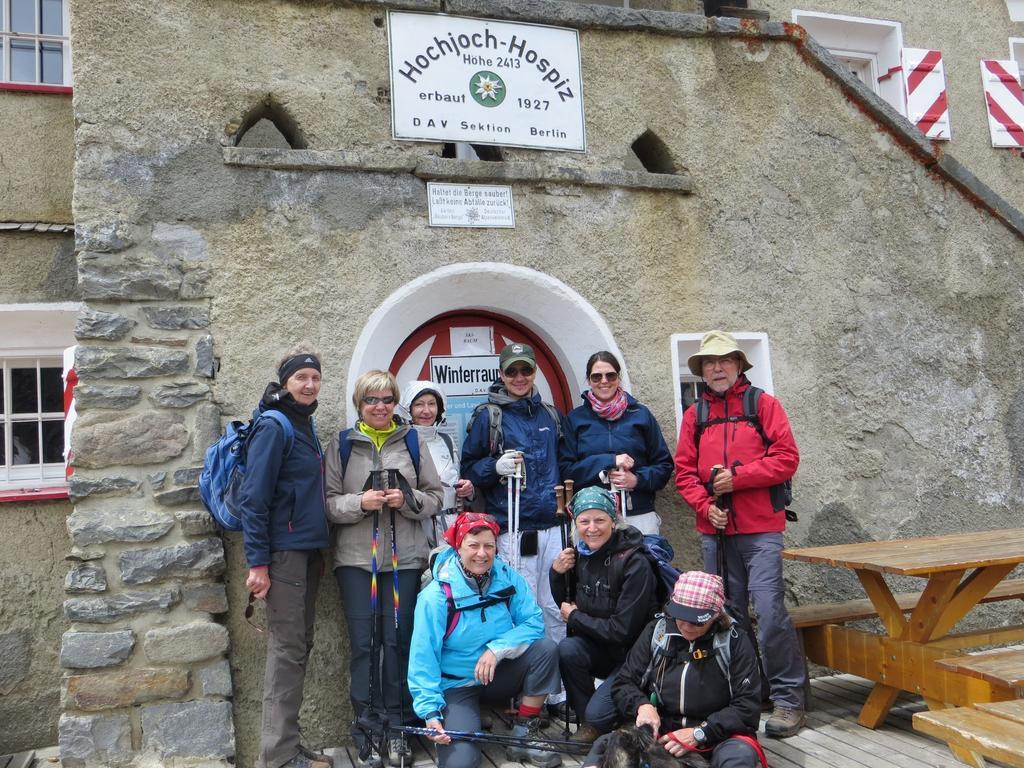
[
  {"xmin": 245, "ymin": 592, "xmax": 266, "ymax": 634},
  {"xmin": 362, "ymin": 395, "xmax": 396, "ymax": 405},
  {"xmin": 589, "ymin": 371, "xmax": 619, "ymax": 383},
  {"xmin": 504, "ymin": 366, "xmax": 534, "ymax": 377}
]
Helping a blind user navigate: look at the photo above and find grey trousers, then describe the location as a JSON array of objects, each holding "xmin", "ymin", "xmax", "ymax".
[
  {"xmin": 436, "ymin": 638, "xmax": 561, "ymax": 768},
  {"xmin": 702, "ymin": 532, "xmax": 806, "ymax": 709},
  {"xmin": 584, "ymin": 733, "xmax": 759, "ymax": 768},
  {"xmin": 257, "ymin": 549, "xmax": 323, "ymax": 768}
]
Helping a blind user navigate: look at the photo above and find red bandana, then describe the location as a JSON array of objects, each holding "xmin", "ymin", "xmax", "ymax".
[{"xmin": 442, "ymin": 512, "xmax": 501, "ymax": 550}]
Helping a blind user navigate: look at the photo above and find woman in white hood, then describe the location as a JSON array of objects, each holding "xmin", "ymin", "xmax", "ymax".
[{"xmin": 400, "ymin": 381, "xmax": 475, "ymax": 547}]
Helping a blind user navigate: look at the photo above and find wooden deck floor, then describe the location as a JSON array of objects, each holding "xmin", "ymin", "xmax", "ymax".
[
  {"xmin": 319, "ymin": 675, "xmax": 996, "ymax": 768},
  {"xmin": 3, "ymin": 675, "xmax": 1007, "ymax": 768}
]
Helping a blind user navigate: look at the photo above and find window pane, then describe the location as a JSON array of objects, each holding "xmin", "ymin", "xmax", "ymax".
[
  {"xmin": 0, "ymin": 424, "xmax": 5, "ymax": 466},
  {"xmin": 40, "ymin": 367, "xmax": 62, "ymax": 412},
  {"xmin": 11, "ymin": 40, "xmax": 36, "ymax": 82},
  {"xmin": 42, "ymin": 419, "xmax": 63, "ymax": 463},
  {"xmin": 12, "ymin": 422, "xmax": 39, "ymax": 465},
  {"xmin": 0, "ymin": 377, "xmax": 4, "ymax": 413},
  {"xmin": 40, "ymin": 41, "xmax": 61, "ymax": 84},
  {"xmin": 11, "ymin": 0, "xmax": 36, "ymax": 33},
  {"xmin": 11, "ymin": 368, "xmax": 38, "ymax": 413},
  {"xmin": 41, "ymin": 0, "xmax": 62, "ymax": 35}
]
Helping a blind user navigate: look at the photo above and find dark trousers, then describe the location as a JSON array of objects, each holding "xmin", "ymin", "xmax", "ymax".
[
  {"xmin": 584, "ymin": 733, "xmax": 759, "ymax": 768},
  {"xmin": 558, "ymin": 635, "xmax": 622, "ymax": 731},
  {"xmin": 335, "ymin": 566, "xmax": 419, "ymax": 743},
  {"xmin": 257, "ymin": 549, "xmax": 323, "ymax": 768},
  {"xmin": 438, "ymin": 638, "xmax": 561, "ymax": 768}
]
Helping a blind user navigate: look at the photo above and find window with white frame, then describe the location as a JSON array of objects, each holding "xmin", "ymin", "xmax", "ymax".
[
  {"xmin": 792, "ymin": 10, "xmax": 905, "ymax": 115},
  {"xmin": 1011, "ymin": 38, "xmax": 1024, "ymax": 82},
  {"xmin": 0, "ymin": 302, "xmax": 79, "ymax": 493},
  {"xmin": 1, "ymin": 0, "xmax": 71, "ymax": 87}
]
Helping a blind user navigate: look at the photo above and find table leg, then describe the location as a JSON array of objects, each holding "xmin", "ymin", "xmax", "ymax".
[{"xmin": 858, "ymin": 684, "xmax": 902, "ymax": 729}]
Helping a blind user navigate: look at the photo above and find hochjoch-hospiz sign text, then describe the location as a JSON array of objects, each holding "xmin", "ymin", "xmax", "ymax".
[{"xmin": 387, "ymin": 12, "xmax": 586, "ymax": 152}]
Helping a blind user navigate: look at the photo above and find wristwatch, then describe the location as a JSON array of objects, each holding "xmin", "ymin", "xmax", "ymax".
[{"xmin": 692, "ymin": 726, "xmax": 707, "ymax": 745}]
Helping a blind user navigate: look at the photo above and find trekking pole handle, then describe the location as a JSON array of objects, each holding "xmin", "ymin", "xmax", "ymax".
[
  {"xmin": 564, "ymin": 479, "xmax": 574, "ymax": 510},
  {"xmin": 555, "ymin": 485, "xmax": 567, "ymax": 548}
]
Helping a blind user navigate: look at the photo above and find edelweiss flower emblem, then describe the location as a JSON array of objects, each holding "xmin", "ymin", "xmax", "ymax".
[{"xmin": 469, "ymin": 71, "xmax": 506, "ymax": 107}]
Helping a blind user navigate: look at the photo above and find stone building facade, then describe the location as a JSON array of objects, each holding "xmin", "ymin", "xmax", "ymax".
[{"xmin": 3, "ymin": 0, "xmax": 1024, "ymax": 764}]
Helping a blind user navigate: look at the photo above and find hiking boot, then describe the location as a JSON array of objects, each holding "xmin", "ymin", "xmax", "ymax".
[
  {"xmin": 506, "ymin": 717, "xmax": 562, "ymax": 768},
  {"xmin": 299, "ymin": 746, "xmax": 334, "ymax": 767},
  {"xmin": 357, "ymin": 745, "xmax": 383, "ymax": 768},
  {"xmin": 283, "ymin": 752, "xmax": 331, "ymax": 768},
  {"xmin": 764, "ymin": 706, "xmax": 805, "ymax": 738},
  {"xmin": 570, "ymin": 724, "xmax": 602, "ymax": 744},
  {"xmin": 387, "ymin": 735, "xmax": 413, "ymax": 767}
]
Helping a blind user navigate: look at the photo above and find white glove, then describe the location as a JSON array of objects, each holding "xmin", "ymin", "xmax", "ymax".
[{"xmin": 495, "ymin": 451, "xmax": 520, "ymax": 477}]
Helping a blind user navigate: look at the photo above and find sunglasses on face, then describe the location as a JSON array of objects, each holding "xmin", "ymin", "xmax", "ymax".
[
  {"xmin": 589, "ymin": 372, "xmax": 619, "ymax": 383},
  {"xmin": 245, "ymin": 592, "xmax": 266, "ymax": 634},
  {"xmin": 362, "ymin": 395, "xmax": 396, "ymax": 405},
  {"xmin": 504, "ymin": 366, "xmax": 534, "ymax": 378}
]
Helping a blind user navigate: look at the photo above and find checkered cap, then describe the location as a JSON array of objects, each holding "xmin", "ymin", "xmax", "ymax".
[{"xmin": 665, "ymin": 571, "xmax": 725, "ymax": 624}]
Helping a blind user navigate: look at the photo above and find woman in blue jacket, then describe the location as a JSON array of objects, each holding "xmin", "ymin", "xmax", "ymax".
[
  {"xmin": 559, "ymin": 351, "xmax": 673, "ymax": 535},
  {"xmin": 239, "ymin": 343, "xmax": 332, "ymax": 768},
  {"xmin": 409, "ymin": 512, "xmax": 562, "ymax": 768}
]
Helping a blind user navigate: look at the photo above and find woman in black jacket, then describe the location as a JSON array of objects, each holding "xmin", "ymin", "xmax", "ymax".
[
  {"xmin": 239, "ymin": 343, "xmax": 332, "ymax": 768},
  {"xmin": 593, "ymin": 571, "xmax": 765, "ymax": 768},
  {"xmin": 549, "ymin": 486, "xmax": 658, "ymax": 744}
]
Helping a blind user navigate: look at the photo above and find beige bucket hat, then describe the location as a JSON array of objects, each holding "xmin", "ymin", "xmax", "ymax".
[{"xmin": 687, "ymin": 330, "xmax": 753, "ymax": 377}]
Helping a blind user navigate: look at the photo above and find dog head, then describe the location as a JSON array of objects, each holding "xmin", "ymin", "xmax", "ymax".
[{"xmin": 598, "ymin": 725, "xmax": 694, "ymax": 768}]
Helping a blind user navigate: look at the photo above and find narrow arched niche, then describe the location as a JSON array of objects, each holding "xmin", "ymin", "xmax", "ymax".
[
  {"xmin": 629, "ymin": 129, "xmax": 680, "ymax": 175},
  {"xmin": 232, "ymin": 96, "xmax": 308, "ymax": 149}
]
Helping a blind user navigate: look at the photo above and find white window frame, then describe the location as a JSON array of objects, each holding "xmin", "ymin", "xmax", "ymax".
[
  {"xmin": 669, "ymin": 332, "xmax": 775, "ymax": 439},
  {"xmin": 792, "ymin": 10, "xmax": 905, "ymax": 115},
  {"xmin": 0, "ymin": 302, "xmax": 80, "ymax": 494},
  {"xmin": 1010, "ymin": 38, "xmax": 1024, "ymax": 82},
  {"xmin": 0, "ymin": 0, "xmax": 72, "ymax": 87},
  {"xmin": 1007, "ymin": 1, "xmax": 1024, "ymax": 22}
]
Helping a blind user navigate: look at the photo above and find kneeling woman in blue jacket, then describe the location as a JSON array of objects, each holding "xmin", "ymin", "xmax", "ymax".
[{"xmin": 409, "ymin": 513, "xmax": 562, "ymax": 768}]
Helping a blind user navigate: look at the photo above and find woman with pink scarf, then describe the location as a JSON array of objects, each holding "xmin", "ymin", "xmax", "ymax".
[{"xmin": 558, "ymin": 351, "xmax": 673, "ymax": 535}]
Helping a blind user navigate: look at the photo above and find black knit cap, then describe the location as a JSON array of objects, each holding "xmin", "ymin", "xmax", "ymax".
[{"xmin": 278, "ymin": 353, "xmax": 321, "ymax": 384}]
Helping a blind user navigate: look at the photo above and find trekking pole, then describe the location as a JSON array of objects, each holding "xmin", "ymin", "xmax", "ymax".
[
  {"xmin": 361, "ymin": 468, "xmax": 385, "ymax": 763},
  {"xmin": 512, "ymin": 452, "xmax": 524, "ymax": 571},
  {"xmin": 386, "ymin": 468, "xmax": 407, "ymax": 768},
  {"xmin": 564, "ymin": 479, "xmax": 574, "ymax": 516},
  {"xmin": 555, "ymin": 482, "xmax": 573, "ymax": 740},
  {"xmin": 506, "ymin": 457, "xmax": 517, "ymax": 571},
  {"xmin": 709, "ymin": 466, "xmax": 730, "ymax": 601}
]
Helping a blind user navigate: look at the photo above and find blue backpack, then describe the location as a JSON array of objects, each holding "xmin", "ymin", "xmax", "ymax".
[
  {"xmin": 337, "ymin": 427, "xmax": 421, "ymax": 484},
  {"xmin": 199, "ymin": 410, "xmax": 294, "ymax": 531},
  {"xmin": 608, "ymin": 534, "xmax": 682, "ymax": 607}
]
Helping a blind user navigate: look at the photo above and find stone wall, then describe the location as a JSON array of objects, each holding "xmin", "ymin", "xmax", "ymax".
[
  {"xmin": 0, "ymin": 231, "xmax": 77, "ymax": 303},
  {"xmin": 0, "ymin": 500, "xmax": 71, "ymax": 753},
  {"xmin": 64, "ymin": 0, "xmax": 1024, "ymax": 764}
]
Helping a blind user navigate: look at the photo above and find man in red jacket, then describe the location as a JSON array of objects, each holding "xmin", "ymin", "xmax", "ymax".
[{"xmin": 674, "ymin": 330, "xmax": 806, "ymax": 739}]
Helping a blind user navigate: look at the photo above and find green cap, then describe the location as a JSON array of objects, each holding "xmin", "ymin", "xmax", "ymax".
[{"xmin": 499, "ymin": 343, "xmax": 536, "ymax": 372}]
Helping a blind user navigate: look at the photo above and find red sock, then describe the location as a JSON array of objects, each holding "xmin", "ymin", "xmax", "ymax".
[{"xmin": 518, "ymin": 703, "xmax": 542, "ymax": 718}]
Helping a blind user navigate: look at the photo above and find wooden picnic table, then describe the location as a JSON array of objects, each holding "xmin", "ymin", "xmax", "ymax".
[{"xmin": 783, "ymin": 528, "xmax": 1024, "ymax": 764}]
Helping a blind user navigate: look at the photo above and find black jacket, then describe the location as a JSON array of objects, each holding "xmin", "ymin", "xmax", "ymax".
[
  {"xmin": 549, "ymin": 526, "xmax": 658, "ymax": 662},
  {"xmin": 612, "ymin": 616, "xmax": 761, "ymax": 747}
]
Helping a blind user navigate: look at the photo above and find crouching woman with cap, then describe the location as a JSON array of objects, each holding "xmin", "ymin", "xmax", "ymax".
[
  {"xmin": 583, "ymin": 572, "xmax": 766, "ymax": 768},
  {"xmin": 409, "ymin": 512, "xmax": 563, "ymax": 768}
]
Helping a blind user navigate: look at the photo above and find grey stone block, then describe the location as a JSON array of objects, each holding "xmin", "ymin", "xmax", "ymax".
[
  {"xmin": 75, "ymin": 345, "xmax": 189, "ymax": 378},
  {"xmin": 147, "ymin": 471, "xmax": 167, "ymax": 490},
  {"xmin": 176, "ymin": 508, "xmax": 216, "ymax": 536},
  {"xmin": 66, "ymin": 668, "xmax": 190, "ymax": 711},
  {"xmin": 77, "ymin": 250, "xmax": 183, "ymax": 300},
  {"xmin": 69, "ymin": 474, "xmax": 141, "ymax": 500},
  {"xmin": 141, "ymin": 699, "xmax": 234, "ymax": 758},
  {"xmin": 154, "ymin": 486, "xmax": 201, "ymax": 506},
  {"xmin": 173, "ymin": 467, "xmax": 203, "ymax": 485},
  {"xmin": 65, "ymin": 562, "xmax": 108, "ymax": 593},
  {"xmin": 74, "ymin": 218, "xmax": 135, "ymax": 253},
  {"xmin": 119, "ymin": 537, "xmax": 225, "ymax": 585},
  {"xmin": 142, "ymin": 305, "xmax": 210, "ymax": 330},
  {"xmin": 59, "ymin": 713, "xmax": 132, "ymax": 767},
  {"xmin": 192, "ymin": 403, "xmax": 222, "ymax": 463},
  {"xmin": 144, "ymin": 621, "xmax": 229, "ymax": 663},
  {"xmin": 67, "ymin": 506, "xmax": 174, "ymax": 546},
  {"xmin": 67, "ymin": 546, "xmax": 106, "ymax": 562},
  {"xmin": 183, "ymin": 583, "xmax": 229, "ymax": 614},
  {"xmin": 60, "ymin": 631, "xmax": 135, "ymax": 669},
  {"xmin": 195, "ymin": 334, "xmax": 215, "ymax": 378},
  {"xmin": 73, "ymin": 383, "xmax": 143, "ymax": 410},
  {"xmin": 74, "ymin": 308, "xmax": 134, "ymax": 340},
  {"xmin": 199, "ymin": 659, "xmax": 233, "ymax": 697},
  {"xmin": 148, "ymin": 381, "xmax": 210, "ymax": 409},
  {"xmin": 152, "ymin": 222, "xmax": 209, "ymax": 262},
  {"xmin": 0, "ymin": 630, "xmax": 30, "ymax": 694},
  {"xmin": 64, "ymin": 587, "xmax": 181, "ymax": 623},
  {"xmin": 72, "ymin": 411, "xmax": 188, "ymax": 468}
]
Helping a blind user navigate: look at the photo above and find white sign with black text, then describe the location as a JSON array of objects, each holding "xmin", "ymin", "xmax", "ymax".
[
  {"xmin": 429, "ymin": 355, "xmax": 501, "ymax": 398},
  {"xmin": 387, "ymin": 11, "xmax": 586, "ymax": 152},
  {"xmin": 428, "ymin": 182, "xmax": 515, "ymax": 228}
]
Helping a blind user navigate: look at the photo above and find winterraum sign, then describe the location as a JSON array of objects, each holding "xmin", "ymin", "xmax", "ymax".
[{"xmin": 387, "ymin": 12, "xmax": 586, "ymax": 152}]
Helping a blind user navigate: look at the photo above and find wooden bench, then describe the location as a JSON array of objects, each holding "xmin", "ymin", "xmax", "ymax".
[
  {"xmin": 914, "ymin": 700, "xmax": 1024, "ymax": 767},
  {"xmin": 936, "ymin": 648, "xmax": 1024, "ymax": 696},
  {"xmin": 788, "ymin": 577, "xmax": 1024, "ymax": 629}
]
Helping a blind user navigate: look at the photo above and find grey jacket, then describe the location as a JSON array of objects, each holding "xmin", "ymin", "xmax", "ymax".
[{"xmin": 324, "ymin": 424, "xmax": 443, "ymax": 571}]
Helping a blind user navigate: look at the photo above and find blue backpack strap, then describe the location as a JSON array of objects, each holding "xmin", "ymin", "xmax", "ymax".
[
  {"xmin": 259, "ymin": 409, "xmax": 295, "ymax": 456},
  {"xmin": 404, "ymin": 429, "xmax": 421, "ymax": 485},
  {"xmin": 338, "ymin": 428, "xmax": 354, "ymax": 473}
]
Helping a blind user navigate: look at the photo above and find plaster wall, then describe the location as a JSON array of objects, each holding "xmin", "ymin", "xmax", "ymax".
[
  {"xmin": 65, "ymin": 0, "xmax": 1024, "ymax": 762},
  {"xmin": 0, "ymin": 500, "xmax": 71, "ymax": 753},
  {"xmin": 0, "ymin": 232, "xmax": 77, "ymax": 303},
  {"xmin": 759, "ymin": 0, "xmax": 1024, "ymax": 212},
  {"xmin": 0, "ymin": 91, "xmax": 74, "ymax": 223}
]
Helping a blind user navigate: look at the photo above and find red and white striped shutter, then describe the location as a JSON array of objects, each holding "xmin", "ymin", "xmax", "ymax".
[
  {"xmin": 980, "ymin": 59, "xmax": 1024, "ymax": 147},
  {"xmin": 901, "ymin": 48, "xmax": 950, "ymax": 140},
  {"xmin": 63, "ymin": 345, "xmax": 77, "ymax": 478}
]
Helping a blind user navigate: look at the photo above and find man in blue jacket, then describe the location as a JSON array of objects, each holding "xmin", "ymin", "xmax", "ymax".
[{"xmin": 461, "ymin": 343, "xmax": 565, "ymax": 650}]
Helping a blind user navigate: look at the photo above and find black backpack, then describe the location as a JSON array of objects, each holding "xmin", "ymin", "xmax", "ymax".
[
  {"xmin": 607, "ymin": 534, "xmax": 681, "ymax": 609},
  {"xmin": 693, "ymin": 386, "xmax": 794, "ymax": 517}
]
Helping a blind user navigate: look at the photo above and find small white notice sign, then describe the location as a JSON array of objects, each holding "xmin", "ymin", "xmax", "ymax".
[
  {"xmin": 427, "ymin": 182, "xmax": 515, "ymax": 228},
  {"xmin": 450, "ymin": 326, "xmax": 494, "ymax": 356}
]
